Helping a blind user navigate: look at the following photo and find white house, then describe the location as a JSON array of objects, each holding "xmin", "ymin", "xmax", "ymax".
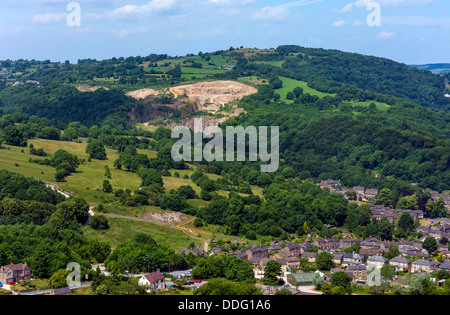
[{"xmin": 138, "ymin": 270, "xmax": 166, "ymax": 292}]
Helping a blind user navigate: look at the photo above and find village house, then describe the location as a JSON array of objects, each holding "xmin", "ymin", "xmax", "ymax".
[
  {"xmin": 360, "ymin": 248, "xmax": 380, "ymax": 256},
  {"xmin": 367, "ymin": 256, "xmax": 389, "ymax": 267},
  {"xmin": 365, "ymin": 189, "xmax": 379, "ymax": 199},
  {"xmin": 177, "ymin": 247, "xmax": 205, "ymax": 257},
  {"xmin": 0, "ymin": 263, "xmax": 31, "ymax": 284},
  {"xmin": 342, "ymin": 253, "xmax": 365, "ymax": 266},
  {"xmin": 318, "ymin": 180, "xmax": 341, "ymax": 190},
  {"xmin": 286, "ymin": 243, "xmax": 304, "ymax": 257},
  {"xmin": 138, "ymin": 270, "xmax": 166, "ymax": 292},
  {"xmin": 347, "ymin": 265, "xmax": 367, "ymax": 281},
  {"xmin": 389, "ymin": 256, "xmax": 412, "ymax": 272},
  {"xmin": 313, "ymin": 238, "xmax": 340, "ymax": 251},
  {"xmin": 333, "ymin": 253, "xmax": 344, "ymax": 265},
  {"xmin": 286, "ymin": 256, "xmax": 301, "ymax": 269},
  {"xmin": 393, "ymin": 209, "xmax": 424, "ymax": 221},
  {"xmin": 302, "ymin": 252, "xmax": 318, "ymax": 263},
  {"xmin": 246, "ymin": 247, "xmax": 269, "ymax": 260},
  {"xmin": 249, "ymin": 257, "xmax": 262, "ymax": 266},
  {"xmin": 339, "ymin": 238, "xmax": 361, "ymax": 250},
  {"xmin": 411, "ymin": 260, "xmax": 436, "ymax": 273},
  {"xmin": 352, "ymin": 186, "xmax": 365, "ymax": 197},
  {"xmin": 235, "ymin": 252, "xmax": 248, "ymax": 260}
]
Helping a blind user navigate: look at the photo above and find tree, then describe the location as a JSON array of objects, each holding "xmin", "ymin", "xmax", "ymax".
[
  {"xmin": 331, "ymin": 271, "xmax": 352, "ymax": 294},
  {"xmin": 397, "ymin": 212, "xmax": 414, "ymax": 232},
  {"xmin": 275, "ymin": 288, "xmax": 293, "ymax": 295},
  {"xmin": 376, "ymin": 188, "xmax": 392, "ymax": 206},
  {"xmin": 378, "ymin": 217, "xmax": 394, "ymax": 241},
  {"xmin": 90, "ymin": 215, "xmax": 110, "ymax": 230},
  {"xmin": 423, "ymin": 236, "xmax": 439, "ymax": 255},
  {"xmin": 49, "ymin": 269, "xmax": 70, "ymax": 289},
  {"xmin": 103, "ymin": 180, "xmax": 113, "ymax": 193},
  {"xmin": 2, "ymin": 125, "xmax": 27, "ymax": 147},
  {"xmin": 141, "ymin": 169, "xmax": 163, "ymax": 187},
  {"xmin": 316, "ymin": 251, "xmax": 334, "ymax": 271},
  {"xmin": 262, "ymin": 260, "xmax": 282, "ymax": 286},
  {"xmin": 178, "ymin": 185, "xmax": 197, "ymax": 199},
  {"xmin": 384, "ymin": 245, "xmax": 400, "ymax": 260},
  {"xmin": 86, "ymin": 140, "xmax": 107, "ymax": 160},
  {"xmin": 293, "ymin": 87, "xmax": 303, "ymax": 98}
]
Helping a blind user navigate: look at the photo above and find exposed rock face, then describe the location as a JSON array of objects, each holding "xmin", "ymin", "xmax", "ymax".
[
  {"xmin": 127, "ymin": 80, "xmax": 256, "ymax": 130},
  {"xmin": 127, "ymin": 80, "xmax": 257, "ymax": 113},
  {"xmin": 126, "ymin": 88, "xmax": 160, "ymax": 99},
  {"xmin": 169, "ymin": 80, "xmax": 257, "ymax": 112}
]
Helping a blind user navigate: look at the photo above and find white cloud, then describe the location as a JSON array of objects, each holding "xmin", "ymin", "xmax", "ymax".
[
  {"xmin": 32, "ymin": 13, "xmax": 66, "ymax": 24},
  {"xmin": 252, "ymin": 6, "xmax": 291, "ymax": 22},
  {"xmin": 94, "ymin": 0, "xmax": 183, "ymax": 20},
  {"xmin": 376, "ymin": 30, "xmax": 395, "ymax": 39},
  {"xmin": 334, "ymin": 0, "xmax": 440, "ymax": 13},
  {"xmin": 331, "ymin": 20, "xmax": 347, "ymax": 27},
  {"xmin": 209, "ymin": 0, "xmax": 255, "ymax": 6},
  {"xmin": 252, "ymin": 0, "xmax": 323, "ymax": 22},
  {"xmin": 353, "ymin": 19, "xmax": 365, "ymax": 26}
]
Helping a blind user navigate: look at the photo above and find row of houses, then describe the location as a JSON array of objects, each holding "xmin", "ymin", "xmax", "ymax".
[
  {"xmin": 371, "ymin": 204, "xmax": 425, "ymax": 224},
  {"xmin": 318, "ymin": 180, "xmax": 380, "ymax": 200}
]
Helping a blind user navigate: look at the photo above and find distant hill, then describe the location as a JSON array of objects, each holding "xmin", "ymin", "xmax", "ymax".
[{"xmin": 410, "ymin": 63, "xmax": 450, "ymax": 75}]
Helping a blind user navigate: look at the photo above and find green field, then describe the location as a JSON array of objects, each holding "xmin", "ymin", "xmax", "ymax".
[
  {"xmin": 278, "ymin": 77, "xmax": 335, "ymax": 102},
  {"xmin": 348, "ymin": 100, "xmax": 391, "ymax": 111},
  {"xmin": 237, "ymin": 76, "xmax": 269, "ymax": 86},
  {"xmin": 0, "ymin": 137, "xmax": 251, "ymax": 251},
  {"xmin": 83, "ymin": 217, "xmax": 202, "ymax": 250}
]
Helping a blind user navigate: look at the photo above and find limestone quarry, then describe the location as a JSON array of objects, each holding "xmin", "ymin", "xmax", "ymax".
[{"xmin": 126, "ymin": 80, "xmax": 257, "ymax": 113}]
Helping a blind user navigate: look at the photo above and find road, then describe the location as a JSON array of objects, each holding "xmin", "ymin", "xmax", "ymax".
[{"xmin": 16, "ymin": 282, "xmax": 92, "ymax": 296}]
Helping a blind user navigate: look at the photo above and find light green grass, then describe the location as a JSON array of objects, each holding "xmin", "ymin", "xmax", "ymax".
[
  {"xmin": 83, "ymin": 217, "xmax": 201, "ymax": 250},
  {"xmin": 237, "ymin": 76, "xmax": 269, "ymax": 86},
  {"xmin": 278, "ymin": 77, "xmax": 335, "ymax": 102},
  {"xmin": 349, "ymin": 100, "xmax": 391, "ymax": 111}
]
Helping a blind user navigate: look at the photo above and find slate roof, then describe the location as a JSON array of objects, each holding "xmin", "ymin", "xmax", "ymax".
[{"xmin": 143, "ymin": 271, "xmax": 165, "ymax": 284}]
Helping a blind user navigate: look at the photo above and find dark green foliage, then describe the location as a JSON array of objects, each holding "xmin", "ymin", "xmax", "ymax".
[
  {"xmin": 262, "ymin": 260, "xmax": 282, "ymax": 286},
  {"xmin": 177, "ymin": 185, "xmax": 197, "ymax": 199},
  {"xmin": 316, "ymin": 251, "xmax": 334, "ymax": 271},
  {"xmin": 2, "ymin": 125, "xmax": 27, "ymax": 147},
  {"xmin": 194, "ymin": 278, "xmax": 262, "ymax": 296},
  {"xmin": 192, "ymin": 255, "xmax": 255, "ymax": 283},
  {"xmin": 89, "ymin": 215, "xmax": 110, "ymax": 230},
  {"xmin": 86, "ymin": 140, "xmax": 107, "ymax": 160},
  {"xmin": 141, "ymin": 168, "xmax": 163, "ymax": 187},
  {"xmin": 0, "ymin": 85, "xmax": 134, "ymax": 127},
  {"xmin": 104, "ymin": 236, "xmax": 193, "ymax": 274},
  {"xmin": 423, "ymin": 236, "xmax": 439, "ymax": 255}
]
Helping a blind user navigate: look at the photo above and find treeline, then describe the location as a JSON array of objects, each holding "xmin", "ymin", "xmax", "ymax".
[
  {"xmin": 0, "ymin": 84, "xmax": 134, "ymax": 127},
  {"xmin": 103, "ymin": 233, "xmax": 198, "ymax": 274},
  {"xmin": 261, "ymin": 45, "xmax": 449, "ymax": 112},
  {"xmin": 0, "ymin": 223, "xmax": 110, "ymax": 279},
  {"xmin": 227, "ymin": 88, "xmax": 450, "ymax": 191}
]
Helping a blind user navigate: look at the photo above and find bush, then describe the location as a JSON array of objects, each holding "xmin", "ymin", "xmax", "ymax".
[{"xmin": 90, "ymin": 215, "xmax": 110, "ymax": 230}]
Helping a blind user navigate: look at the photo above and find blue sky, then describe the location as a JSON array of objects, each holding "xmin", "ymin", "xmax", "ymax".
[{"xmin": 0, "ymin": 0, "xmax": 449, "ymax": 64}]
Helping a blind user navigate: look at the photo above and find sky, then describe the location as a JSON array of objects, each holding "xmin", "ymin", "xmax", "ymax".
[{"xmin": 0, "ymin": 0, "xmax": 449, "ymax": 64}]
